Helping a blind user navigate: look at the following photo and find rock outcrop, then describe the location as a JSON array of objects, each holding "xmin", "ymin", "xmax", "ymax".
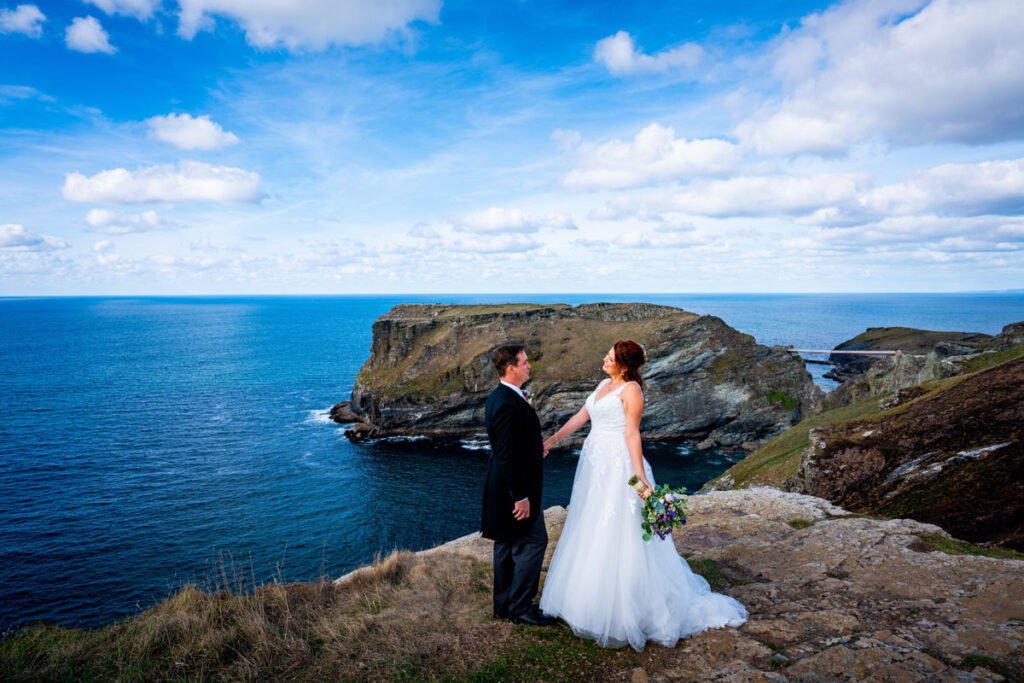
[
  {"xmin": 405, "ymin": 489, "xmax": 1024, "ymax": 681},
  {"xmin": 825, "ymin": 327, "xmax": 993, "ymax": 383},
  {"xmin": 785, "ymin": 356, "xmax": 1024, "ymax": 550},
  {"xmin": 335, "ymin": 303, "xmax": 821, "ymax": 448}
]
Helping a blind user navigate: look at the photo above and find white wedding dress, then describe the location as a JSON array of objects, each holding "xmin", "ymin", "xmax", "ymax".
[{"xmin": 540, "ymin": 380, "xmax": 748, "ymax": 651}]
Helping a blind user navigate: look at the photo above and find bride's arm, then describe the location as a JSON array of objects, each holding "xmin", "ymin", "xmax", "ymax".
[
  {"xmin": 543, "ymin": 405, "xmax": 590, "ymax": 452},
  {"xmin": 622, "ymin": 384, "xmax": 652, "ymax": 497}
]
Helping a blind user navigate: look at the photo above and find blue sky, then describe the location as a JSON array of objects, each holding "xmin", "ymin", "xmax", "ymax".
[{"xmin": 2, "ymin": 0, "xmax": 1023, "ymax": 294}]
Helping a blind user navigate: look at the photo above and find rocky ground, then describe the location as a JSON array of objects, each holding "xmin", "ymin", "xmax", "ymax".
[{"xmin": 424, "ymin": 489, "xmax": 1023, "ymax": 682}]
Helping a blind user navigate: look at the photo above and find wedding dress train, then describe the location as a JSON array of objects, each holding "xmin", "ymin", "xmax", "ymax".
[{"xmin": 539, "ymin": 380, "xmax": 748, "ymax": 651}]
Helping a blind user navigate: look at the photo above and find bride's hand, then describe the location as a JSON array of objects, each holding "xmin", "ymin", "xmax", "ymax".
[
  {"xmin": 637, "ymin": 481, "xmax": 654, "ymax": 500},
  {"xmin": 543, "ymin": 437, "xmax": 557, "ymax": 452}
]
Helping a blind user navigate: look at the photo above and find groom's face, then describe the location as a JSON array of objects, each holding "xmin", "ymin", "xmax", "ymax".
[{"xmin": 505, "ymin": 350, "xmax": 531, "ymax": 386}]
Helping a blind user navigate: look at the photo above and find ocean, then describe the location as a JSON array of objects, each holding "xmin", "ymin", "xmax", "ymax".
[{"xmin": 1, "ymin": 293, "xmax": 1021, "ymax": 631}]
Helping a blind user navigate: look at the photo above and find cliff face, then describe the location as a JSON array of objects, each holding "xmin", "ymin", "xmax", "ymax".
[
  {"xmin": 337, "ymin": 303, "xmax": 822, "ymax": 448},
  {"xmin": 822, "ymin": 320, "xmax": 1024, "ymax": 410},
  {"xmin": 785, "ymin": 356, "xmax": 1024, "ymax": 550},
  {"xmin": 825, "ymin": 326, "xmax": 994, "ymax": 383}
]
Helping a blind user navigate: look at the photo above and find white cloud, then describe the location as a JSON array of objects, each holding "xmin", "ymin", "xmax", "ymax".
[
  {"xmin": 0, "ymin": 4, "xmax": 45, "ymax": 37},
  {"xmin": 737, "ymin": 0, "xmax": 1024, "ymax": 155},
  {"xmin": 454, "ymin": 207, "xmax": 576, "ymax": 234},
  {"xmin": 792, "ymin": 215, "xmax": 1024, "ymax": 256},
  {"xmin": 176, "ymin": 0, "xmax": 441, "ymax": 50},
  {"xmin": 564, "ymin": 124, "xmax": 742, "ymax": 190},
  {"xmin": 615, "ymin": 223, "xmax": 709, "ymax": 250},
  {"xmin": 662, "ymin": 173, "xmax": 869, "ymax": 217},
  {"xmin": 550, "ymin": 128, "xmax": 582, "ymax": 151},
  {"xmin": 63, "ymin": 161, "xmax": 264, "ymax": 204},
  {"xmin": 65, "ymin": 16, "xmax": 116, "ymax": 54},
  {"xmin": 594, "ymin": 30, "xmax": 706, "ymax": 76},
  {"xmin": 85, "ymin": 208, "xmax": 166, "ymax": 234},
  {"xmin": 0, "ymin": 224, "xmax": 69, "ymax": 251},
  {"xmin": 84, "ymin": 0, "xmax": 159, "ymax": 20},
  {"xmin": 446, "ymin": 233, "xmax": 542, "ymax": 254},
  {"xmin": 863, "ymin": 158, "xmax": 1024, "ymax": 217},
  {"xmin": 146, "ymin": 113, "xmax": 241, "ymax": 151}
]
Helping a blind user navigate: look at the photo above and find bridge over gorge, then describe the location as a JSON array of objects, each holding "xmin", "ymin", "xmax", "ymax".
[{"xmin": 781, "ymin": 348, "xmax": 925, "ymax": 366}]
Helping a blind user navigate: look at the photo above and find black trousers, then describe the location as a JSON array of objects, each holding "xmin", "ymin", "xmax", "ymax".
[{"xmin": 492, "ymin": 510, "xmax": 548, "ymax": 618}]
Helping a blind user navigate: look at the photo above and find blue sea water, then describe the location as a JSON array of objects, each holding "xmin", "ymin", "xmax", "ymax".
[{"xmin": 0, "ymin": 293, "xmax": 1021, "ymax": 631}]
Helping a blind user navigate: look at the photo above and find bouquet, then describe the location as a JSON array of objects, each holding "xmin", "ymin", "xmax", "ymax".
[{"xmin": 627, "ymin": 475, "xmax": 688, "ymax": 541}]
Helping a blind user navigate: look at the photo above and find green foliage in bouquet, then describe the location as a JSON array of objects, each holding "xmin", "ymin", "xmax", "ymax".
[{"xmin": 628, "ymin": 475, "xmax": 689, "ymax": 541}]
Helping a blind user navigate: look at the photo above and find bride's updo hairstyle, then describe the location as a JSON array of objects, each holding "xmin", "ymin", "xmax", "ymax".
[{"xmin": 613, "ymin": 340, "xmax": 646, "ymax": 391}]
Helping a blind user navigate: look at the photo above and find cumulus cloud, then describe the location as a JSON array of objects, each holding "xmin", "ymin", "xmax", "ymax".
[
  {"xmin": 0, "ymin": 4, "xmax": 45, "ymax": 37},
  {"xmin": 0, "ymin": 224, "xmax": 69, "ymax": 251},
  {"xmin": 454, "ymin": 207, "xmax": 576, "ymax": 234},
  {"xmin": 176, "ymin": 0, "xmax": 441, "ymax": 50},
  {"xmin": 737, "ymin": 0, "xmax": 1024, "ymax": 155},
  {"xmin": 446, "ymin": 233, "xmax": 542, "ymax": 254},
  {"xmin": 863, "ymin": 158, "xmax": 1024, "ymax": 217},
  {"xmin": 146, "ymin": 113, "xmax": 241, "ymax": 151},
  {"xmin": 65, "ymin": 16, "xmax": 116, "ymax": 54},
  {"xmin": 564, "ymin": 124, "xmax": 742, "ymax": 190},
  {"xmin": 84, "ymin": 0, "xmax": 159, "ymax": 20},
  {"xmin": 615, "ymin": 223, "xmax": 709, "ymax": 250},
  {"xmin": 63, "ymin": 160, "xmax": 264, "ymax": 204},
  {"xmin": 657, "ymin": 173, "xmax": 869, "ymax": 218},
  {"xmin": 85, "ymin": 208, "xmax": 166, "ymax": 234},
  {"xmin": 789, "ymin": 215, "xmax": 1024, "ymax": 258},
  {"xmin": 594, "ymin": 30, "xmax": 705, "ymax": 76}
]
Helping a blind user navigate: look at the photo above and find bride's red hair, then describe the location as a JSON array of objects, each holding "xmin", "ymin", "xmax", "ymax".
[{"xmin": 613, "ymin": 340, "xmax": 646, "ymax": 391}]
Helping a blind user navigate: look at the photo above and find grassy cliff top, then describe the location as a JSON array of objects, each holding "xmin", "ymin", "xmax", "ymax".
[{"xmin": 359, "ymin": 303, "xmax": 703, "ymax": 397}]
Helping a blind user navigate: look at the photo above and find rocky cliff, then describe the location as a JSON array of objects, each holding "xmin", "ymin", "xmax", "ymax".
[
  {"xmin": 825, "ymin": 327, "xmax": 994, "ymax": 383},
  {"xmin": 334, "ymin": 303, "xmax": 822, "ymax": 448},
  {"xmin": 786, "ymin": 355, "xmax": 1024, "ymax": 550},
  {"xmin": 824, "ymin": 321, "xmax": 1024, "ymax": 392},
  {"xmin": 707, "ymin": 346, "xmax": 1024, "ymax": 551}
]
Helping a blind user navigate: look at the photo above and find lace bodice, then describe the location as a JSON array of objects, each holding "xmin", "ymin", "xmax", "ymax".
[{"xmin": 585, "ymin": 380, "xmax": 637, "ymax": 435}]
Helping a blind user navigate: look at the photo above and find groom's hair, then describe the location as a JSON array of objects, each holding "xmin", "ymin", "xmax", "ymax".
[{"xmin": 491, "ymin": 343, "xmax": 526, "ymax": 377}]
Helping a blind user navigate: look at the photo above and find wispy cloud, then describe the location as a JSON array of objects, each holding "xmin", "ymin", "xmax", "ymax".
[
  {"xmin": 0, "ymin": 224, "xmax": 69, "ymax": 251},
  {"xmin": 176, "ymin": 0, "xmax": 441, "ymax": 50},
  {"xmin": 84, "ymin": 0, "xmax": 159, "ymax": 21}
]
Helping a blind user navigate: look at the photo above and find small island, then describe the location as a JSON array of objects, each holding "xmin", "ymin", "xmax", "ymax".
[{"xmin": 332, "ymin": 302, "xmax": 822, "ymax": 450}]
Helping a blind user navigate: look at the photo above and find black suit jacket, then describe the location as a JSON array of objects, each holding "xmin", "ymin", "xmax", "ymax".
[{"xmin": 480, "ymin": 383, "xmax": 544, "ymax": 542}]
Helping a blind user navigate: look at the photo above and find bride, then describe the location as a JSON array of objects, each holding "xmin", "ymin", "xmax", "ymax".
[{"xmin": 539, "ymin": 340, "xmax": 747, "ymax": 651}]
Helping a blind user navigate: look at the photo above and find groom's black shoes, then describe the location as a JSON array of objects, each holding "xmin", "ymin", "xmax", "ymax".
[{"xmin": 511, "ymin": 606, "xmax": 557, "ymax": 627}]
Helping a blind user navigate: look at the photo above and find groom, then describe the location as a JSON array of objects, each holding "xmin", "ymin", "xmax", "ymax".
[{"xmin": 481, "ymin": 343, "xmax": 557, "ymax": 626}]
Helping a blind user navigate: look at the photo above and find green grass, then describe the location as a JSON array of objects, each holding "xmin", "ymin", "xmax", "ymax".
[
  {"xmin": 767, "ymin": 390, "xmax": 798, "ymax": 410},
  {"xmin": 687, "ymin": 558, "xmax": 752, "ymax": 591},
  {"xmin": 910, "ymin": 532, "xmax": 1024, "ymax": 561},
  {"xmin": 462, "ymin": 628, "xmax": 617, "ymax": 683},
  {"xmin": 787, "ymin": 518, "xmax": 815, "ymax": 529},
  {"xmin": 706, "ymin": 392, "xmax": 886, "ymax": 489},
  {"xmin": 958, "ymin": 344, "xmax": 1024, "ymax": 374}
]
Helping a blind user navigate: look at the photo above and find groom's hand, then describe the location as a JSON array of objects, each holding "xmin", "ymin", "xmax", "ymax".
[{"xmin": 512, "ymin": 499, "xmax": 530, "ymax": 520}]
